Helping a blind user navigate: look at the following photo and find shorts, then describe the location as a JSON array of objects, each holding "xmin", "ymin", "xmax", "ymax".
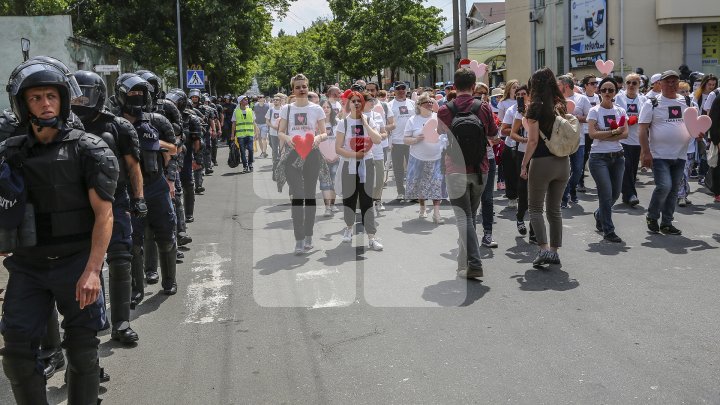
[{"xmin": 257, "ymin": 124, "xmax": 269, "ymax": 139}]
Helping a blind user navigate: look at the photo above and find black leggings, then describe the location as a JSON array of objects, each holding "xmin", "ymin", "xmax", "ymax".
[
  {"xmin": 503, "ymin": 147, "xmax": 519, "ymax": 200},
  {"xmin": 515, "ymin": 151, "xmax": 529, "ymax": 221},
  {"xmin": 285, "ymin": 149, "xmax": 321, "ymax": 241},
  {"xmin": 342, "ymin": 160, "xmax": 376, "ymax": 235}
]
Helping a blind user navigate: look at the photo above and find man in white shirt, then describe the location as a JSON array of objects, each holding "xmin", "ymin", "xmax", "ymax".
[
  {"xmin": 644, "ymin": 73, "xmax": 662, "ymax": 99},
  {"xmin": 388, "ymin": 83, "xmax": 415, "ymax": 200},
  {"xmin": 638, "ymin": 70, "xmax": 692, "ymax": 235},
  {"xmin": 558, "ymin": 75, "xmax": 591, "ymax": 206}
]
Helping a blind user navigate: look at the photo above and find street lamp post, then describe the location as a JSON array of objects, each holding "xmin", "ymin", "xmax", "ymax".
[{"xmin": 176, "ymin": 0, "xmax": 184, "ymax": 89}]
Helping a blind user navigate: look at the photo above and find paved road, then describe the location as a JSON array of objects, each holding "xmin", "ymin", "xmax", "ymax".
[{"xmin": 2, "ymin": 147, "xmax": 720, "ymax": 404}]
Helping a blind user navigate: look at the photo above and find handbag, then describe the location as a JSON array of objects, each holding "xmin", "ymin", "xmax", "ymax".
[{"xmin": 707, "ymin": 142, "xmax": 719, "ymax": 168}]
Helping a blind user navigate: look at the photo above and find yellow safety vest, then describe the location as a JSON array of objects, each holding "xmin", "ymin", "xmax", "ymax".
[{"xmin": 234, "ymin": 108, "xmax": 254, "ymax": 137}]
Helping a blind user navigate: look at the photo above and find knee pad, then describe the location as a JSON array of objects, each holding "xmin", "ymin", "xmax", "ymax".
[
  {"xmin": 62, "ymin": 328, "xmax": 99, "ymax": 374},
  {"xmin": 0, "ymin": 330, "xmax": 40, "ymax": 360},
  {"xmin": 107, "ymin": 244, "xmax": 132, "ymax": 264}
]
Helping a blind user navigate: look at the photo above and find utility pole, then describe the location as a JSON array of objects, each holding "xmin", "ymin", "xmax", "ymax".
[
  {"xmin": 176, "ymin": 0, "xmax": 184, "ymax": 89},
  {"xmin": 452, "ymin": 0, "xmax": 460, "ymax": 67},
  {"xmin": 459, "ymin": 0, "xmax": 468, "ymax": 59}
]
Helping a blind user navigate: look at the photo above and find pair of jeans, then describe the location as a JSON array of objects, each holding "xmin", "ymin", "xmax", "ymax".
[
  {"xmin": 677, "ymin": 153, "xmax": 695, "ymax": 198},
  {"xmin": 579, "ymin": 134, "xmax": 592, "ymax": 187},
  {"xmin": 447, "ymin": 172, "xmax": 487, "ymax": 270},
  {"xmin": 391, "ymin": 144, "xmax": 410, "ymax": 195},
  {"xmin": 285, "ymin": 150, "xmax": 321, "ymax": 241},
  {"xmin": 589, "ymin": 152, "xmax": 625, "ymax": 235},
  {"xmin": 621, "ymin": 144, "xmax": 641, "ymax": 202},
  {"xmin": 563, "ymin": 146, "xmax": 585, "ymax": 203},
  {"xmin": 480, "ymin": 159, "xmax": 496, "ymax": 232},
  {"xmin": 238, "ymin": 136, "xmax": 254, "ymax": 169},
  {"xmin": 647, "ymin": 158, "xmax": 686, "ymax": 225}
]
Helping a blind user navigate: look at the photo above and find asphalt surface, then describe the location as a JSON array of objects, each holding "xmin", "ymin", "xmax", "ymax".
[{"xmin": 1, "ymin": 146, "xmax": 720, "ymax": 404}]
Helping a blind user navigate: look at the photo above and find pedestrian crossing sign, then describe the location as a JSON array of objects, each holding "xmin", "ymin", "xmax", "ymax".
[{"xmin": 186, "ymin": 70, "xmax": 205, "ymax": 89}]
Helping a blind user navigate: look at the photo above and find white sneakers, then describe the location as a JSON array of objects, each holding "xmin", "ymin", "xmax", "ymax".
[
  {"xmin": 368, "ymin": 238, "xmax": 384, "ymax": 251},
  {"xmin": 342, "ymin": 227, "xmax": 353, "ymax": 243},
  {"xmin": 341, "ymin": 227, "xmax": 383, "ymax": 251}
]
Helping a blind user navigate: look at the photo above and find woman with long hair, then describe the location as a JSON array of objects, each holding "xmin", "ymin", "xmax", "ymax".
[
  {"xmin": 277, "ymin": 74, "xmax": 328, "ymax": 255},
  {"xmin": 508, "ymin": 85, "xmax": 534, "ymax": 240},
  {"xmin": 335, "ymin": 92, "xmax": 384, "ymax": 250},
  {"xmin": 520, "ymin": 68, "xmax": 570, "ymax": 267},
  {"xmin": 694, "ymin": 74, "xmax": 717, "ymax": 113},
  {"xmin": 318, "ymin": 99, "xmax": 340, "ymax": 216},
  {"xmin": 403, "ymin": 93, "xmax": 447, "ymax": 223}
]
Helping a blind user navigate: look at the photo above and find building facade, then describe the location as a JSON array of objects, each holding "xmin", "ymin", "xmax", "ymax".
[{"xmin": 505, "ymin": 0, "xmax": 720, "ymax": 84}]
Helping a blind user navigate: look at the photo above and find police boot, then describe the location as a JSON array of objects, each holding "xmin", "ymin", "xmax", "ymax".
[
  {"xmin": 143, "ymin": 226, "xmax": 159, "ymax": 285},
  {"xmin": 64, "ymin": 329, "xmax": 100, "ymax": 405},
  {"xmin": 108, "ymin": 259, "xmax": 138, "ymax": 344},
  {"xmin": 183, "ymin": 182, "xmax": 195, "ymax": 222},
  {"xmin": 158, "ymin": 241, "xmax": 178, "ymax": 295},
  {"xmin": 1, "ymin": 331, "xmax": 48, "ymax": 404},
  {"xmin": 39, "ymin": 348, "xmax": 65, "ymax": 380},
  {"xmin": 174, "ymin": 191, "xmax": 187, "ymax": 233},
  {"xmin": 130, "ymin": 245, "xmax": 145, "ymax": 309}
]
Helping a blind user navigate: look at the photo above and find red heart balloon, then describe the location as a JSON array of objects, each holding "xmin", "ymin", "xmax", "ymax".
[
  {"xmin": 618, "ymin": 116, "xmax": 626, "ymax": 127},
  {"xmin": 292, "ymin": 133, "xmax": 314, "ymax": 159},
  {"xmin": 628, "ymin": 116, "xmax": 638, "ymax": 126},
  {"xmin": 350, "ymin": 137, "xmax": 372, "ymax": 152},
  {"xmin": 608, "ymin": 119, "xmax": 618, "ymax": 130},
  {"xmin": 458, "ymin": 58, "xmax": 471, "ymax": 68}
]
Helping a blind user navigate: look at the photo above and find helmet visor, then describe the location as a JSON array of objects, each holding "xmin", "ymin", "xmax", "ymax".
[
  {"xmin": 166, "ymin": 92, "xmax": 183, "ymax": 104},
  {"xmin": 71, "ymin": 84, "xmax": 102, "ymax": 107},
  {"xmin": 118, "ymin": 75, "xmax": 151, "ymax": 94},
  {"xmin": 7, "ymin": 62, "xmax": 82, "ymax": 100}
]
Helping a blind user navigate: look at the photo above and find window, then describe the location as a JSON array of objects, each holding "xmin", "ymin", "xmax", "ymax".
[
  {"xmin": 556, "ymin": 46, "xmax": 564, "ymax": 74},
  {"xmin": 76, "ymin": 61, "xmax": 85, "ymax": 70},
  {"xmin": 537, "ymin": 49, "xmax": 545, "ymax": 70}
]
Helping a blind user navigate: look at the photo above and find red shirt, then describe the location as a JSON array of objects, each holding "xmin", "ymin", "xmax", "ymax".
[{"xmin": 437, "ymin": 94, "xmax": 498, "ymax": 174}]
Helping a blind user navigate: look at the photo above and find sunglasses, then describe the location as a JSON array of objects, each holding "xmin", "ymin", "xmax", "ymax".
[
  {"xmin": 626, "ymin": 81, "xmax": 639, "ymax": 85},
  {"xmin": 599, "ymin": 88, "xmax": 616, "ymax": 94},
  {"xmin": 420, "ymin": 101, "xmax": 433, "ymax": 105}
]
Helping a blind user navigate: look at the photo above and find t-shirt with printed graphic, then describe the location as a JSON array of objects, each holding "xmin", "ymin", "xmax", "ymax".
[
  {"xmin": 404, "ymin": 113, "xmax": 444, "ymax": 161},
  {"xmin": 568, "ymin": 93, "xmax": 591, "ymax": 146},
  {"xmin": 265, "ymin": 107, "xmax": 282, "ymax": 136},
  {"xmin": 279, "ymin": 103, "xmax": 326, "ymax": 137},
  {"xmin": 587, "ymin": 105, "xmax": 626, "ymax": 153},
  {"xmin": 582, "ymin": 93, "xmax": 599, "ymax": 136},
  {"xmin": 615, "ymin": 92, "xmax": 647, "ymax": 146},
  {"xmin": 638, "ymin": 95, "xmax": 692, "ymax": 160},
  {"xmin": 336, "ymin": 116, "xmax": 378, "ymax": 161},
  {"xmin": 389, "ymin": 98, "xmax": 416, "ymax": 144}
]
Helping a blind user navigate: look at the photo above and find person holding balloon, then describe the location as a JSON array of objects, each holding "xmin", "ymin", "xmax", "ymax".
[
  {"xmin": 318, "ymin": 99, "xmax": 340, "ymax": 217},
  {"xmin": 276, "ymin": 73, "xmax": 328, "ymax": 255},
  {"xmin": 335, "ymin": 91, "xmax": 384, "ymax": 251},
  {"xmin": 403, "ymin": 93, "xmax": 448, "ymax": 224},
  {"xmin": 587, "ymin": 77, "xmax": 628, "ymax": 243}
]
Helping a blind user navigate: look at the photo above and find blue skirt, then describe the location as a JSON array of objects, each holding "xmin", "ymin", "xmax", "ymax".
[{"xmin": 405, "ymin": 156, "xmax": 447, "ymax": 200}]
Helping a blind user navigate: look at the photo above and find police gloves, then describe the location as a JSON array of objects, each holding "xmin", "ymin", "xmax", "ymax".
[{"xmin": 131, "ymin": 197, "xmax": 148, "ymax": 218}]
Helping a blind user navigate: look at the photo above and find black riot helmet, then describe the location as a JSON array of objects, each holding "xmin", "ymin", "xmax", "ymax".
[
  {"xmin": 188, "ymin": 89, "xmax": 201, "ymax": 105},
  {"xmin": 6, "ymin": 56, "xmax": 83, "ymax": 129},
  {"xmin": 115, "ymin": 73, "xmax": 153, "ymax": 117},
  {"xmin": 166, "ymin": 89, "xmax": 188, "ymax": 112},
  {"xmin": 71, "ymin": 70, "xmax": 107, "ymax": 121},
  {"xmin": 136, "ymin": 69, "xmax": 164, "ymax": 100}
]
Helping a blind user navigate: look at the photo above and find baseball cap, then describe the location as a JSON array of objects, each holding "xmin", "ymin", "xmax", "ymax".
[
  {"xmin": 660, "ymin": 70, "xmax": 680, "ymax": 80},
  {"xmin": 649, "ymin": 73, "xmax": 662, "ymax": 85},
  {"xmin": 237, "ymin": 95, "xmax": 247, "ymax": 103},
  {"xmin": 395, "ymin": 83, "xmax": 407, "ymax": 90},
  {"xmin": 0, "ymin": 161, "xmax": 27, "ymax": 229}
]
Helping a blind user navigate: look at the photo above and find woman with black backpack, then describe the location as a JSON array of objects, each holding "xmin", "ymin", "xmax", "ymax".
[{"xmin": 520, "ymin": 68, "xmax": 571, "ymax": 268}]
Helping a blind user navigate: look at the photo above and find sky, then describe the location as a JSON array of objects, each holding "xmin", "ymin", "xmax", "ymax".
[{"xmin": 271, "ymin": 0, "xmax": 503, "ymax": 37}]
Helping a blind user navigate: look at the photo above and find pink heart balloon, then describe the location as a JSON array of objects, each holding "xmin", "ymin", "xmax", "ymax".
[
  {"xmin": 595, "ymin": 59, "xmax": 614, "ymax": 75},
  {"xmin": 683, "ymin": 107, "xmax": 712, "ymax": 138},
  {"xmin": 522, "ymin": 117, "xmax": 530, "ymax": 133},
  {"xmin": 318, "ymin": 138, "xmax": 338, "ymax": 161},
  {"xmin": 566, "ymin": 99, "xmax": 576, "ymax": 113},
  {"xmin": 460, "ymin": 60, "xmax": 487, "ymax": 79},
  {"xmin": 422, "ymin": 118, "xmax": 440, "ymax": 143},
  {"xmin": 373, "ymin": 104, "xmax": 385, "ymax": 117}
]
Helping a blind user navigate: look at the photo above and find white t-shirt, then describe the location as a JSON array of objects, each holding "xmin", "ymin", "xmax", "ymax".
[
  {"xmin": 375, "ymin": 101, "xmax": 394, "ymax": 149},
  {"xmin": 502, "ymin": 103, "xmax": 517, "ymax": 148},
  {"xmin": 587, "ymin": 105, "xmax": 626, "ymax": 153},
  {"xmin": 582, "ymin": 93, "xmax": 600, "ymax": 136},
  {"xmin": 404, "ymin": 113, "xmax": 444, "ymax": 161},
  {"xmin": 568, "ymin": 93, "xmax": 592, "ymax": 146},
  {"xmin": 497, "ymin": 99, "xmax": 515, "ymax": 123},
  {"xmin": 513, "ymin": 108, "xmax": 528, "ymax": 153},
  {"xmin": 265, "ymin": 106, "xmax": 282, "ymax": 136},
  {"xmin": 638, "ymin": 95, "xmax": 692, "ymax": 160},
  {"xmin": 389, "ymin": 98, "xmax": 416, "ymax": 144},
  {"xmin": 366, "ymin": 111, "xmax": 386, "ymax": 160},
  {"xmin": 336, "ymin": 116, "xmax": 378, "ymax": 161},
  {"xmin": 615, "ymin": 92, "xmax": 647, "ymax": 146},
  {"xmin": 702, "ymin": 90, "xmax": 718, "ymax": 113},
  {"xmin": 645, "ymin": 89, "xmax": 660, "ymax": 99},
  {"xmin": 279, "ymin": 103, "xmax": 326, "ymax": 137}
]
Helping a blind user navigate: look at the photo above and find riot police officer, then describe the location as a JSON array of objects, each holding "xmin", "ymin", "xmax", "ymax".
[
  {"xmin": 114, "ymin": 74, "xmax": 178, "ymax": 307},
  {"xmin": 167, "ymin": 89, "xmax": 202, "ymax": 224},
  {"xmin": 72, "ymin": 70, "xmax": 146, "ymax": 344},
  {"xmin": 0, "ymin": 56, "xmax": 118, "ymax": 405},
  {"xmin": 188, "ymin": 89, "xmax": 208, "ymax": 193}
]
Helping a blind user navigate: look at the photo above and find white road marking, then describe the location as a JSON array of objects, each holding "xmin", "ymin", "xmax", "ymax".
[
  {"xmin": 185, "ymin": 243, "xmax": 232, "ymax": 324},
  {"xmin": 295, "ymin": 268, "xmax": 353, "ymax": 309}
]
